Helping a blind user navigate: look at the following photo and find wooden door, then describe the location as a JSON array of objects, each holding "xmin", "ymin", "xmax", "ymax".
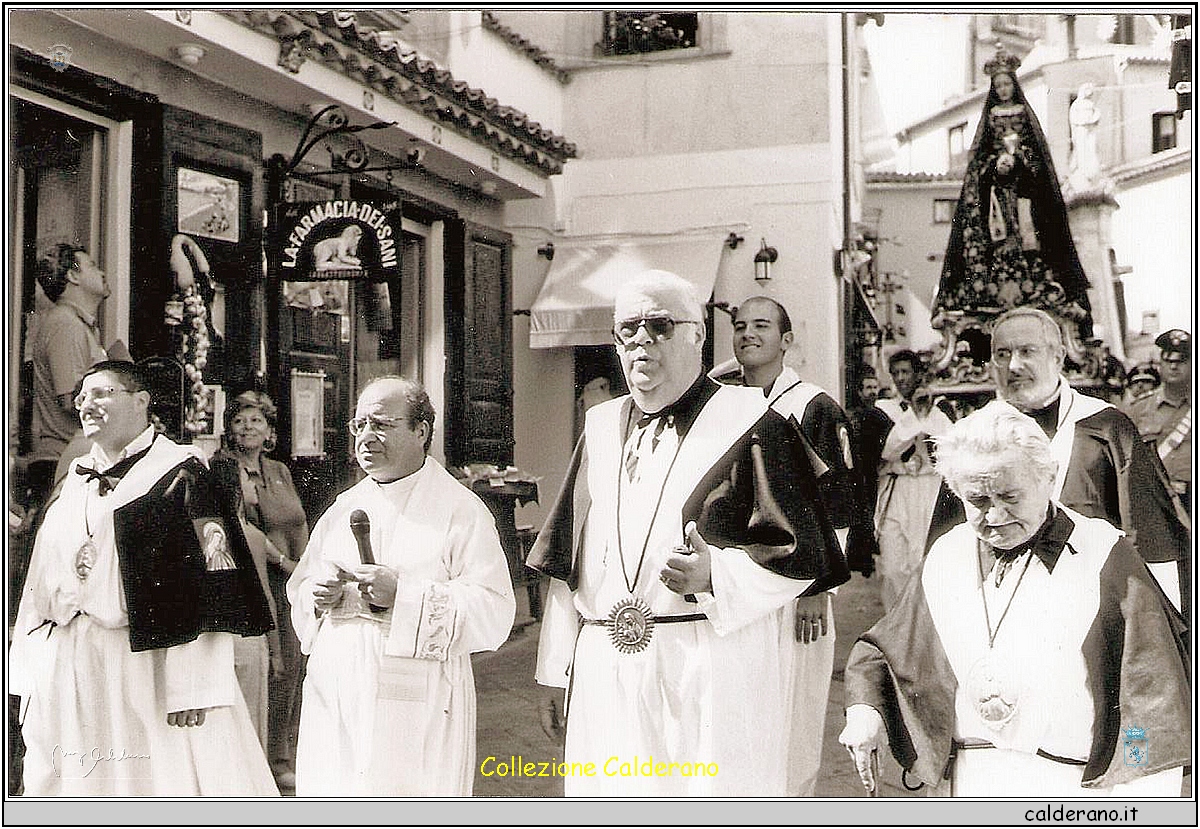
[{"xmin": 444, "ymin": 220, "xmax": 513, "ymax": 468}]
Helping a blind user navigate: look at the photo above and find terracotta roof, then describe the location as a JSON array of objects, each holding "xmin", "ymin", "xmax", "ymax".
[
  {"xmin": 1111, "ymin": 147, "xmax": 1191, "ymax": 184},
  {"xmin": 222, "ymin": 9, "xmax": 577, "ymax": 175},
  {"xmin": 866, "ymin": 171, "xmax": 960, "ymax": 184},
  {"xmin": 480, "ymin": 11, "xmax": 571, "ymax": 82}
]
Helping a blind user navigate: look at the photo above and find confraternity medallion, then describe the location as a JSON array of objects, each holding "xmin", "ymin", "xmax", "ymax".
[
  {"xmin": 607, "ymin": 597, "xmax": 655, "ymax": 654},
  {"xmin": 965, "ymin": 652, "xmax": 1020, "ymax": 732},
  {"xmin": 75, "ymin": 539, "xmax": 98, "ymax": 580}
]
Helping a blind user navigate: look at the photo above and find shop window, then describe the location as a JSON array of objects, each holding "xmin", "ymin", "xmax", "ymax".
[
  {"xmin": 598, "ymin": 11, "xmax": 698, "ymax": 56},
  {"xmin": 1152, "ymin": 111, "xmax": 1177, "ymax": 153}
]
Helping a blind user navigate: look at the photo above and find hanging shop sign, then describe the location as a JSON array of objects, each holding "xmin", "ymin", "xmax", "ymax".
[{"xmin": 275, "ymin": 200, "xmax": 401, "ymax": 281}]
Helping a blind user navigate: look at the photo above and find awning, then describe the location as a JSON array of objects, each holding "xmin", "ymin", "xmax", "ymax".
[{"xmin": 529, "ymin": 235, "xmax": 725, "ymax": 349}]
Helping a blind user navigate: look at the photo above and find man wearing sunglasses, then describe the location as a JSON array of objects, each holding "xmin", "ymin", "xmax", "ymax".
[
  {"xmin": 11, "ymin": 360, "xmax": 277, "ymax": 795},
  {"xmin": 286, "ymin": 376, "xmax": 515, "ymax": 796},
  {"xmin": 529, "ymin": 270, "xmax": 843, "ymax": 796}
]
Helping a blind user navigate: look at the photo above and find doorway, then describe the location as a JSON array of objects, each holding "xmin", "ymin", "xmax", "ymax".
[{"xmin": 10, "ymin": 96, "xmax": 117, "ymax": 456}]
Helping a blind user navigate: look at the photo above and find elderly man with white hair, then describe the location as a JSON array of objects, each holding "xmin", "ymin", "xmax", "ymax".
[
  {"xmin": 928, "ymin": 307, "xmax": 1190, "ymax": 618},
  {"xmin": 529, "ymin": 270, "xmax": 844, "ymax": 796},
  {"xmin": 839, "ymin": 400, "xmax": 1189, "ymax": 798}
]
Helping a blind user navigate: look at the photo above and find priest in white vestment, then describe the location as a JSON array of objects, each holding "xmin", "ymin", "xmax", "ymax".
[
  {"xmin": 287, "ymin": 376, "xmax": 515, "ymax": 797},
  {"xmin": 530, "ymin": 272, "xmax": 844, "ymax": 796},
  {"xmin": 11, "ymin": 361, "xmax": 278, "ymax": 797}
]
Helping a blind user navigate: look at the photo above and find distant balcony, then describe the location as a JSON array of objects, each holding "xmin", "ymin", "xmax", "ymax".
[{"xmin": 597, "ymin": 11, "xmax": 698, "ymax": 56}]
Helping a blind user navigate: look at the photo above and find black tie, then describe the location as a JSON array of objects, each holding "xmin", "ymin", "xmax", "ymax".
[
  {"xmin": 991, "ymin": 546, "xmax": 1024, "ymax": 587},
  {"xmin": 76, "ymin": 444, "xmax": 153, "ymax": 496}
]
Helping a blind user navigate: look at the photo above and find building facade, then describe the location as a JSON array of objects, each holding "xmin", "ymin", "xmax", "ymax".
[
  {"xmin": 862, "ymin": 11, "xmax": 1191, "ymax": 379},
  {"xmin": 8, "ymin": 10, "xmax": 873, "ymax": 531}
]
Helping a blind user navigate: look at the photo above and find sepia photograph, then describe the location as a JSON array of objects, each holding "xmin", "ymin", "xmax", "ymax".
[{"xmin": 3, "ymin": 6, "xmax": 1193, "ymax": 826}]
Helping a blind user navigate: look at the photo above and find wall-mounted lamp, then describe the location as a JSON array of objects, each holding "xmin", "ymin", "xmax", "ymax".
[
  {"xmin": 174, "ymin": 43, "xmax": 207, "ymax": 66},
  {"xmin": 754, "ymin": 238, "xmax": 778, "ymax": 282},
  {"xmin": 725, "ymin": 232, "xmax": 744, "ymax": 250},
  {"xmin": 537, "ymin": 243, "xmax": 555, "ymax": 261}
]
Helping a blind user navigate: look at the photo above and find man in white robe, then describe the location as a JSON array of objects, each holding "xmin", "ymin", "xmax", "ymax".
[
  {"xmin": 287, "ymin": 376, "xmax": 515, "ymax": 797},
  {"xmin": 10, "ymin": 361, "xmax": 278, "ymax": 797},
  {"xmin": 711, "ymin": 296, "xmax": 868, "ymax": 796},
  {"xmin": 840, "ymin": 401, "xmax": 1189, "ymax": 797},
  {"xmin": 927, "ymin": 308, "xmax": 1190, "ymax": 617},
  {"xmin": 872, "ymin": 350, "xmax": 954, "ymax": 611},
  {"xmin": 530, "ymin": 272, "xmax": 843, "ymax": 796}
]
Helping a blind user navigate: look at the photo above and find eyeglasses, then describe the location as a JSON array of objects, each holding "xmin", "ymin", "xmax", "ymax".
[
  {"xmin": 990, "ymin": 344, "xmax": 1049, "ymax": 366},
  {"xmin": 73, "ymin": 386, "xmax": 135, "ymax": 410},
  {"xmin": 348, "ymin": 414, "xmax": 406, "ymax": 437},
  {"xmin": 612, "ymin": 316, "xmax": 699, "ymax": 347}
]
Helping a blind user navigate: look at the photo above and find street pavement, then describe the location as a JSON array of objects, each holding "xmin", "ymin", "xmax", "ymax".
[{"xmin": 470, "ymin": 570, "xmax": 923, "ymax": 798}]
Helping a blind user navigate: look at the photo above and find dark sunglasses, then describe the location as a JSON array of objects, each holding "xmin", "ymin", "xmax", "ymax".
[{"xmin": 612, "ymin": 316, "xmax": 699, "ymax": 347}]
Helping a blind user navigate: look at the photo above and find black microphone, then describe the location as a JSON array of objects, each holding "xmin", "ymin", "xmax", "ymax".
[
  {"xmin": 349, "ymin": 509, "xmax": 376, "ymax": 565},
  {"xmin": 349, "ymin": 509, "xmax": 386, "ymax": 613}
]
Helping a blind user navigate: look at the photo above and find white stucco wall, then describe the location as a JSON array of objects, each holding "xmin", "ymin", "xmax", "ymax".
[
  {"xmin": 505, "ymin": 12, "xmax": 850, "ymax": 525},
  {"xmin": 1110, "ymin": 169, "xmax": 1194, "ymax": 336},
  {"xmin": 440, "ymin": 10, "xmax": 567, "ymax": 135}
]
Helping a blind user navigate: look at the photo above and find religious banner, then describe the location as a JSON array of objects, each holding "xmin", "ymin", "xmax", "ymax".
[{"xmin": 273, "ymin": 199, "xmax": 401, "ymax": 282}]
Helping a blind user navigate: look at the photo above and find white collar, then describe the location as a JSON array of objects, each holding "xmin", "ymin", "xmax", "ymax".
[
  {"xmin": 91, "ymin": 425, "xmax": 157, "ymax": 471},
  {"xmin": 370, "ymin": 455, "xmax": 429, "ymax": 496}
]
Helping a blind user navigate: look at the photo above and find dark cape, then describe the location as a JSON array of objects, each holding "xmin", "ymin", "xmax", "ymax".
[
  {"xmin": 713, "ymin": 366, "xmax": 879, "ymax": 576},
  {"xmin": 846, "ymin": 512, "xmax": 1190, "ymax": 790},
  {"xmin": 112, "ymin": 453, "xmax": 274, "ymax": 651},
  {"xmin": 927, "ymin": 403, "xmax": 1191, "ymax": 621},
  {"xmin": 527, "ymin": 382, "xmax": 849, "ymax": 596},
  {"xmin": 934, "ymin": 71, "xmax": 1092, "ymax": 337}
]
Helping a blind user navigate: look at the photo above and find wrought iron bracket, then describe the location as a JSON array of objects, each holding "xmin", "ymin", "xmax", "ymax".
[{"xmin": 281, "ymin": 104, "xmax": 397, "ymax": 179}]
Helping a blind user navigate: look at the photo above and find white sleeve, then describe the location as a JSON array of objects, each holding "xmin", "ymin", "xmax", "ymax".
[
  {"xmin": 695, "ymin": 546, "xmax": 815, "ymax": 636},
  {"xmin": 535, "ymin": 578, "xmax": 579, "ymax": 689},
  {"xmin": 384, "ymin": 500, "xmax": 516, "ymax": 660},
  {"xmin": 879, "ymin": 413, "xmax": 920, "ymax": 462},
  {"xmin": 287, "ymin": 512, "xmax": 334, "ymax": 655}
]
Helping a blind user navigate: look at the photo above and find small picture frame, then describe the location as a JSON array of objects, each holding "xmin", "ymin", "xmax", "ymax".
[
  {"xmin": 290, "ymin": 369, "xmax": 326, "ymax": 459},
  {"xmin": 178, "ymin": 167, "xmax": 241, "ymax": 243},
  {"xmin": 199, "ymin": 384, "xmax": 227, "ymax": 438}
]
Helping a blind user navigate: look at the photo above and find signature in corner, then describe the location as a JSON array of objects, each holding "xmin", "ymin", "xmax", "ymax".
[{"xmin": 52, "ymin": 744, "xmax": 150, "ymax": 778}]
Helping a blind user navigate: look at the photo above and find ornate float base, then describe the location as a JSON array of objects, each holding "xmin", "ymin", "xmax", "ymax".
[{"xmin": 927, "ymin": 309, "xmax": 1109, "ymax": 416}]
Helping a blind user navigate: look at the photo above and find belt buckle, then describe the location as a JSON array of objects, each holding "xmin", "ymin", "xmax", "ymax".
[{"xmin": 607, "ymin": 597, "xmax": 654, "ymax": 654}]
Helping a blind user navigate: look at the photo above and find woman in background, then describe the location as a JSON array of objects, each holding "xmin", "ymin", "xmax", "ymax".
[{"xmin": 213, "ymin": 391, "xmax": 308, "ymax": 790}]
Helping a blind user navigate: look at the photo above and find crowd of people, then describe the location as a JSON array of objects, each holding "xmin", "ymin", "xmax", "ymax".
[{"xmin": 7, "ymin": 253, "xmax": 1191, "ymax": 798}]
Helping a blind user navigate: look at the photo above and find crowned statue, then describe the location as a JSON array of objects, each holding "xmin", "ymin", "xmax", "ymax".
[{"xmin": 930, "ymin": 48, "xmax": 1097, "ymax": 385}]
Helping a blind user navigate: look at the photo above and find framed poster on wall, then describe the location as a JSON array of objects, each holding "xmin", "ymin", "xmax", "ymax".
[
  {"xmin": 290, "ymin": 368, "xmax": 326, "ymax": 459},
  {"xmin": 177, "ymin": 167, "xmax": 241, "ymax": 243}
]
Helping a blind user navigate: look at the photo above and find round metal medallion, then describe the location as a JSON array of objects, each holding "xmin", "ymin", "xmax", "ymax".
[
  {"xmin": 607, "ymin": 597, "xmax": 655, "ymax": 654},
  {"xmin": 965, "ymin": 652, "xmax": 1020, "ymax": 732},
  {"xmin": 75, "ymin": 539, "xmax": 98, "ymax": 580}
]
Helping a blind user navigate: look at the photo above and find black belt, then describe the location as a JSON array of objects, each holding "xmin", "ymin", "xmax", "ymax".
[
  {"xmin": 581, "ymin": 613, "xmax": 707, "ymax": 626},
  {"xmin": 952, "ymin": 739, "xmax": 1087, "ymax": 767}
]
